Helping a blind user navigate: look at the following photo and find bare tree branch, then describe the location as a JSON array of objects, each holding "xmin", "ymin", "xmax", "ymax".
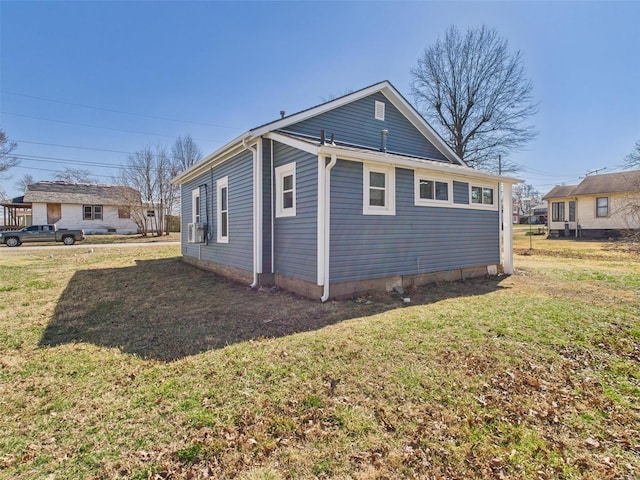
[
  {"xmin": 172, "ymin": 135, "xmax": 202, "ymax": 173},
  {"xmin": 0, "ymin": 128, "xmax": 19, "ymax": 177},
  {"xmin": 624, "ymin": 140, "xmax": 640, "ymax": 170},
  {"xmin": 410, "ymin": 25, "xmax": 538, "ymax": 172},
  {"xmin": 54, "ymin": 167, "xmax": 96, "ymax": 183}
]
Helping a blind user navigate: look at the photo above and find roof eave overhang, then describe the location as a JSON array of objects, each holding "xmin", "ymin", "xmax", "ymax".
[
  {"xmin": 171, "ymin": 133, "xmax": 251, "ymax": 185},
  {"xmin": 317, "ymin": 144, "xmax": 522, "ymax": 184}
]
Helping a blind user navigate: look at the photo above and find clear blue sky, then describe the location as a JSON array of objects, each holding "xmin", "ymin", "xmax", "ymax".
[{"xmin": 1, "ymin": 1, "xmax": 639, "ymax": 199}]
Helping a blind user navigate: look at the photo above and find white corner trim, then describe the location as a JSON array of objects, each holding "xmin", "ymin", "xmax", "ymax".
[{"xmin": 363, "ymin": 163, "xmax": 396, "ymax": 216}]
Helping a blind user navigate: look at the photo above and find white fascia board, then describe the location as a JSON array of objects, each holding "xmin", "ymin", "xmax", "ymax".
[
  {"xmin": 263, "ymin": 132, "xmax": 319, "ymax": 155},
  {"xmin": 378, "ymin": 85, "xmax": 466, "ymax": 167},
  {"xmin": 249, "ymin": 82, "xmax": 393, "ymax": 138},
  {"xmin": 171, "ymin": 132, "xmax": 250, "ymax": 185},
  {"xmin": 317, "ymin": 145, "xmax": 522, "ymax": 184}
]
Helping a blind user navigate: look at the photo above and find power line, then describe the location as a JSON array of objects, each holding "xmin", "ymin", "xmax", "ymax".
[
  {"xmin": 1, "ymin": 90, "xmax": 241, "ymax": 130},
  {"xmin": 13, "ymin": 153, "xmax": 124, "ymax": 170},
  {"xmin": 1, "ymin": 111, "xmax": 215, "ymax": 143},
  {"xmin": 15, "ymin": 139, "xmax": 133, "ymax": 155}
]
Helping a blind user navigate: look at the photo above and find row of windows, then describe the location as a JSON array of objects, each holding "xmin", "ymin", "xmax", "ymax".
[
  {"xmin": 193, "ymin": 164, "xmax": 497, "ymax": 242},
  {"xmin": 551, "ymin": 198, "xmax": 608, "ymax": 222},
  {"xmin": 362, "ymin": 164, "xmax": 496, "ymax": 216}
]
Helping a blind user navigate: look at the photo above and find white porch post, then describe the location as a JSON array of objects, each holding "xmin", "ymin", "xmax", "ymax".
[{"xmin": 502, "ymin": 182, "xmax": 514, "ymax": 274}]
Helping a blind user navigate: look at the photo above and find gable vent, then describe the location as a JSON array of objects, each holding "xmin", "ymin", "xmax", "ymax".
[{"xmin": 374, "ymin": 100, "xmax": 385, "ymax": 121}]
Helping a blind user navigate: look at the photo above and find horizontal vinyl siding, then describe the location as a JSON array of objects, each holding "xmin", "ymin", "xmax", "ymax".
[
  {"xmin": 273, "ymin": 143, "xmax": 317, "ymax": 283},
  {"xmin": 329, "ymin": 161, "xmax": 499, "ymax": 283},
  {"xmin": 181, "ymin": 150, "xmax": 254, "ymax": 272},
  {"xmin": 286, "ymin": 92, "xmax": 448, "ymax": 161},
  {"xmin": 453, "ymin": 180, "xmax": 469, "ymax": 204}
]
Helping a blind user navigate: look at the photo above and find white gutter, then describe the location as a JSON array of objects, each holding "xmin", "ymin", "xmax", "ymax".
[
  {"xmin": 243, "ymin": 136, "xmax": 261, "ymax": 288},
  {"xmin": 317, "ymin": 145, "xmax": 522, "ymax": 185},
  {"xmin": 320, "ymin": 153, "xmax": 338, "ymax": 302}
]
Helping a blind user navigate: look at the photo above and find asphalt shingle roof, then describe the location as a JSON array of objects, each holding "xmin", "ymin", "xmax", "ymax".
[
  {"xmin": 543, "ymin": 170, "xmax": 640, "ymax": 199},
  {"xmin": 23, "ymin": 181, "xmax": 140, "ymax": 205}
]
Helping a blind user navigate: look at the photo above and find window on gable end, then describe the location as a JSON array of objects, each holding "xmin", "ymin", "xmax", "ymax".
[{"xmin": 363, "ymin": 163, "xmax": 395, "ymax": 215}]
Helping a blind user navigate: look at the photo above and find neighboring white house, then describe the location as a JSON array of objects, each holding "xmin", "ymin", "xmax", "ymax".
[
  {"xmin": 23, "ymin": 181, "xmax": 148, "ymax": 234},
  {"xmin": 543, "ymin": 170, "xmax": 640, "ymax": 238}
]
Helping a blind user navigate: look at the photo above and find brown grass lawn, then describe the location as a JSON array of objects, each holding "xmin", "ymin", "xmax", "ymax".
[{"xmin": 0, "ymin": 232, "xmax": 638, "ymax": 479}]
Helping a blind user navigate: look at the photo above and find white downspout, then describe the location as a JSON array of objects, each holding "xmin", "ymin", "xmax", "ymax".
[
  {"xmin": 243, "ymin": 137, "xmax": 261, "ymax": 288},
  {"xmin": 320, "ymin": 153, "xmax": 338, "ymax": 302},
  {"xmin": 502, "ymin": 182, "xmax": 514, "ymax": 275}
]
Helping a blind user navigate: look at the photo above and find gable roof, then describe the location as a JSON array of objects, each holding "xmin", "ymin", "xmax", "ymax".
[
  {"xmin": 543, "ymin": 170, "xmax": 640, "ymax": 200},
  {"xmin": 572, "ymin": 170, "xmax": 640, "ymax": 195},
  {"xmin": 543, "ymin": 185, "xmax": 577, "ymax": 200},
  {"xmin": 24, "ymin": 181, "xmax": 140, "ymax": 205},
  {"xmin": 173, "ymin": 80, "xmax": 468, "ymax": 185}
]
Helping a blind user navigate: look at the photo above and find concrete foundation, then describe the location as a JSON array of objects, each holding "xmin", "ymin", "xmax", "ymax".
[{"xmin": 183, "ymin": 255, "xmax": 498, "ymax": 301}]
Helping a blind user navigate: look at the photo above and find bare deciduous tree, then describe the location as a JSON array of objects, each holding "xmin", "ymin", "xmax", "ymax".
[
  {"xmin": 410, "ymin": 25, "xmax": 537, "ymax": 172},
  {"xmin": 15, "ymin": 173, "xmax": 35, "ymax": 193},
  {"xmin": 172, "ymin": 135, "xmax": 202, "ymax": 173},
  {"xmin": 119, "ymin": 146, "xmax": 178, "ymax": 236},
  {"xmin": 54, "ymin": 167, "xmax": 96, "ymax": 183},
  {"xmin": 624, "ymin": 141, "xmax": 640, "ymax": 170},
  {"xmin": 0, "ymin": 128, "xmax": 19, "ymax": 177}
]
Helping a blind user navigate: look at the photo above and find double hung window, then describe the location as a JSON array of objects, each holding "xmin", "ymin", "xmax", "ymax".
[
  {"xmin": 275, "ymin": 163, "xmax": 296, "ymax": 218},
  {"xmin": 363, "ymin": 164, "xmax": 395, "ymax": 215},
  {"xmin": 596, "ymin": 197, "xmax": 608, "ymax": 217},
  {"xmin": 83, "ymin": 205, "xmax": 103, "ymax": 220}
]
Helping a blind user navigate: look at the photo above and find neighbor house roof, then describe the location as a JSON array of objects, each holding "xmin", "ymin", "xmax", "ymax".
[
  {"xmin": 23, "ymin": 181, "xmax": 140, "ymax": 205},
  {"xmin": 543, "ymin": 170, "xmax": 640, "ymax": 200},
  {"xmin": 571, "ymin": 170, "xmax": 640, "ymax": 195},
  {"xmin": 173, "ymin": 80, "xmax": 472, "ymax": 185},
  {"xmin": 543, "ymin": 185, "xmax": 577, "ymax": 200}
]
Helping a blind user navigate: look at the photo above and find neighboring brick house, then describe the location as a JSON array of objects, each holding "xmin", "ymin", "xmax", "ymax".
[
  {"xmin": 24, "ymin": 181, "xmax": 144, "ymax": 234},
  {"xmin": 172, "ymin": 81, "xmax": 521, "ymax": 300},
  {"xmin": 543, "ymin": 170, "xmax": 640, "ymax": 238}
]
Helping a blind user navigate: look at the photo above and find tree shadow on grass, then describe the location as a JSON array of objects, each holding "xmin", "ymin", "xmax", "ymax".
[{"xmin": 39, "ymin": 258, "xmax": 507, "ymax": 362}]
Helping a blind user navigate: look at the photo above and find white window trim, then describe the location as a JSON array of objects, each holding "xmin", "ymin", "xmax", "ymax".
[
  {"xmin": 275, "ymin": 162, "xmax": 296, "ymax": 218},
  {"xmin": 363, "ymin": 163, "xmax": 395, "ymax": 216},
  {"xmin": 217, "ymin": 176, "xmax": 229, "ymax": 243},
  {"xmin": 414, "ymin": 171, "xmax": 453, "ymax": 207},
  {"xmin": 468, "ymin": 183, "xmax": 498, "ymax": 210},
  {"xmin": 374, "ymin": 100, "xmax": 385, "ymax": 121},
  {"xmin": 192, "ymin": 188, "xmax": 200, "ymax": 223}
]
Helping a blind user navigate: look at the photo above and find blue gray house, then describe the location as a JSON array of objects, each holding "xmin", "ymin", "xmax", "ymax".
[{"xmin": 172, "ymin": 81, "xmax": 519, "ymax": 300}]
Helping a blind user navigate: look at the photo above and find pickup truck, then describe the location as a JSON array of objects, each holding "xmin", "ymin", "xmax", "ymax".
[{"xmin": 0, "ymin": 225, "xmax": 85, "ymax": 247}]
